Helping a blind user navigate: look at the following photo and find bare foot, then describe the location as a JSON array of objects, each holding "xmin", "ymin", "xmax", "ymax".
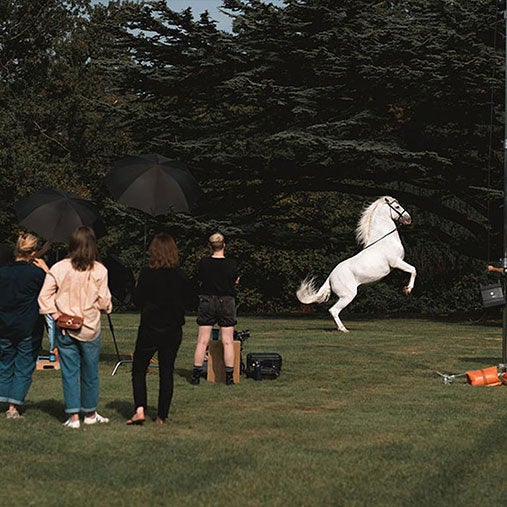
[{"xmin": 155, "ymin": 416, "xmax": 165, "ymax": 425}]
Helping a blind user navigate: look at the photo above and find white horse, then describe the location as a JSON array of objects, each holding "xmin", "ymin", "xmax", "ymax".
[{"xmin": 296, "ymin": 196, "xmax": 416, "ymax": 332}]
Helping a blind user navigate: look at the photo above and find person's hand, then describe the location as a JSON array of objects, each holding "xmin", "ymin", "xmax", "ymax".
[
  {"xmin": 32, "ymin": 258, "xmax": 49, "ymax": 273},
  {"xmin": 487, "ymin": 265, "xmax": 503, "ymax": 274}
]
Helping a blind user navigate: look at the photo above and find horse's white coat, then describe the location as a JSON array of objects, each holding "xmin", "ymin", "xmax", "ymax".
[{"xmin": 296, "ymin": 196, "xmax": 416, "ymax": 332}]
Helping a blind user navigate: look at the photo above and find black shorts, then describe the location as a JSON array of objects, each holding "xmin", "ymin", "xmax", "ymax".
[{"xmin": 196, "ymin": 295, "xmax": 237, "ymax": 327}]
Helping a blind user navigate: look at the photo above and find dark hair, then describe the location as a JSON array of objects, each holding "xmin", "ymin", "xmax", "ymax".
[
  {"xmin": 68, "ymin": 226, "xmax": 99, "ymax": 271},
  {"xmin": 148, "ymin": 233, "xmax": 179, "ymax": 269}
]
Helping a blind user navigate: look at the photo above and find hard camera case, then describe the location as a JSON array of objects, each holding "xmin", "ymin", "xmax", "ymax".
[{"xmin": 245, "ymin": 353, "xmax": 282, "ymax": 380}]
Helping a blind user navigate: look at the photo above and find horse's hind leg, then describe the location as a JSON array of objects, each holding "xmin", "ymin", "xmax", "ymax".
[{"xmin": 328, "ymin": 293, "xmax": 356, "ymax": 333}]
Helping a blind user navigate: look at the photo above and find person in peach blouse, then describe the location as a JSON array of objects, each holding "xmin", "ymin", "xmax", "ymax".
[{"xmin": 38, "ymin": 226, "xmax": 112, "ymax": 429}]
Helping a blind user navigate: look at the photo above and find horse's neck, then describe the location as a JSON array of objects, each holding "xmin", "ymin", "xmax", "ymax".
[{"xmin": 368, "ymin": 214, "xmax": 398, "ymax": 243}]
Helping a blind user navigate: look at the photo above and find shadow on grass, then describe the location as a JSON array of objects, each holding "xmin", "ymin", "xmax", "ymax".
[
  {"xmin": 106, "ymin": 399, "xmax": 132, "ymax": 419},
  {"xmin": 175, "ymin": 368, "xmax": 196, "ymax": 384},
  {"xmin": 407, "ymin": 414, "xmax": 507, "ymax": 504},
  {"xmin": 29, "ymin": 399, "xmax": 65, "ymax": 420}
]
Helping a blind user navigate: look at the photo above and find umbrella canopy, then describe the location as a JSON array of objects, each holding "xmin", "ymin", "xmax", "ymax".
[
  {"xmin": 103, "ymin": 254, "xmax": 135, "ymax": 305},
  {"xmin": 14, "ymin": 188, "xmax": 101, "ymax": 243},
  {"xmin": 104, "ymin": 153, "xmax": 202, "ymax": 216}
]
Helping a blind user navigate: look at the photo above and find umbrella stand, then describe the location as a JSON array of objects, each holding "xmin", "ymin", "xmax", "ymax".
[
  {"xmin": 107, "ymin": 202, "xmax": 148, "ymax": 261},
  {"xmin": 107, "ymin": 314, "xmax": 133, "ymax": 376},
  {"xmin": 144, "ymin": 222, "xmax": 147, "ymax": 258},
  {"xmin": 108, "ymin": 314, "xmax": 159, "ymax": 375},
  {"xmin": 107, "ymin": 314, "xmax": 132, "ymax": 376}
]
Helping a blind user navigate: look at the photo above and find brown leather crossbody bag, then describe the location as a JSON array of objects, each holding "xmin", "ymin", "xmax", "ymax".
[
  {"xmin": 53, "ymin": 270, "xmax": 90, "ymax": 331},
  {"xmin": 56, "ymin": 313, "xmax": 84, "ymax": 330}
]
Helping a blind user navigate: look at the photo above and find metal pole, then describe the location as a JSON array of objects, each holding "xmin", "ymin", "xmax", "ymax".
[{"xmin": 503, "ymin": 8, "xmax": 507, "ymax": 363}]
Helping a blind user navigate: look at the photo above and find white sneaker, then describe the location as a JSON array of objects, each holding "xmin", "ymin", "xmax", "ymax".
[
  {"xmin": 63, "ymin": 418, "xmax": 80, "ymax": 429},
  {"xmin": 83, "ymin": 413, "xmax": 109, "ymax": 425},
  {"xmin": 6, "ymin": 408, "xmax": 23, "ymax": 419}
]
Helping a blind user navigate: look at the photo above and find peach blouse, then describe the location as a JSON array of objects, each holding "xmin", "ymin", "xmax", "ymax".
[{"xmin": 38, "ymin": 258, "xmax": 112, "ymax": 341}]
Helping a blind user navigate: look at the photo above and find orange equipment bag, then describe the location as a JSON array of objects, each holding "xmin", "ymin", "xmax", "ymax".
[{"xmin": 466, "ymin": 366, "xmax": 507, "ymax": 386}]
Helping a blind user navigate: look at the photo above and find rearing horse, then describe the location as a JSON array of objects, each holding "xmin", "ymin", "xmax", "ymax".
[{"xmin": 296, "ymin": 196, "xmax": 416, "ymax": 332}]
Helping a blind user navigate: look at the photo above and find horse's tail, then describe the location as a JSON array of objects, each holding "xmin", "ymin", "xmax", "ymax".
[{"xmin": 296, "ymin": 277, "xmax": 331, "ymax": 304}]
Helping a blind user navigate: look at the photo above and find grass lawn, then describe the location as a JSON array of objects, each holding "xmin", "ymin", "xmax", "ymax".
[{"xmin": 1, "ymin": 314, "xmax": 507, "ymax": 506}]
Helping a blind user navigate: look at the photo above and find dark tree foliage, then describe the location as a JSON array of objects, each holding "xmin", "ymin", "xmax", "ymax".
[
  {"xmin": 0, "ymin": 0, "xmax": 504, "ymax": 313},
  {"xmin": 0, "ymin": 0, "xmax": 131, "ymax": 239},
  {"xmin": 100, "ymin": 0, "xmax": 504, "ymax": 261}
]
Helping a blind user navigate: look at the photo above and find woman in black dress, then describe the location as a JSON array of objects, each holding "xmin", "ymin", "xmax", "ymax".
[{"xmin": 127, "ymin": 234, "xmax": 192, "ymax": 425}]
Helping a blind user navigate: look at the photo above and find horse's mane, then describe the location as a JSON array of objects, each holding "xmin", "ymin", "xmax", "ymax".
[{"xmin": 355, "ymin": 196, "xmax": 394, "ymax": 247}]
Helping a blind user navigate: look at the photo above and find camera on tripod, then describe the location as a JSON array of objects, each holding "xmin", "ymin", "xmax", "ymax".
[{"xmin": 234, "ymin": 329, "xmax": 250, "ymax": 342}]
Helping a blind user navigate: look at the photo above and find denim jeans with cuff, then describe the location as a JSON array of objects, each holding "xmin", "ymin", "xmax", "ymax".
[
  {"xmin": 56, "ymin": 329, "xmax": 101, "ymax": 414},
  {"xmin": 0, "ymin": 335, "xmax": 41, "ymax": 405}
]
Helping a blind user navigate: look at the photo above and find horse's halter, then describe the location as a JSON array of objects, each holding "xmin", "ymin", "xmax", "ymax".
[{"xmin": 384, "ymin": 198, "xmax": 407, "ymax": 223}]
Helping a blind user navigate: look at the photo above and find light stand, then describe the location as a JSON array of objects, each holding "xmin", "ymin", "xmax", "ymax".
[
  {"xmin": 108, "ymin": 313, "xmax": 133, "ymax": 376},
  {"xmin": 502, "ymin": 6, "xmax": 507, "ymax": 363}
]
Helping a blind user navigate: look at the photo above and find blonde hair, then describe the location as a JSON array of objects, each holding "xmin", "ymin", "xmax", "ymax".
[
  {"xmin": 15, "ymin": 233, "xmax": 38, "ymax": 259},
  {"xmin": 208, "ymin": 232, "xmax": 225, "ymax": 252}
]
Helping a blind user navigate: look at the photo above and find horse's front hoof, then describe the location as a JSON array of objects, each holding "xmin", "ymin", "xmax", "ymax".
[
  {"xmin": 338, "ymin": 328, "xmax": 350, "ymax": 333},
  {"xmin": 403, "ymin": 286, "xmax": 411, "ymax": 295}
]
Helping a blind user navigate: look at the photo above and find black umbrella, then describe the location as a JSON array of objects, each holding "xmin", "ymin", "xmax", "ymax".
[
  {"xmin": 14, "ymin": 188, "xmax": 101, "ymax": 243},
  {"xmin": 103, "ymin": 254, "xmax": 136, "ymax": 305},
  {"xmin": 104, "ymin": 153, "xmax": 202, "ymax": 216}
]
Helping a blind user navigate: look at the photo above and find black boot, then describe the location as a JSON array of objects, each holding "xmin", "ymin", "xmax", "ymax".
[
  {"xmin": 225, "ymin": 369, "xmax": 235, "ymax": 385},
  {"xmin": 190, "ymin": 366, "xmax": 202, "ymax": 385}
]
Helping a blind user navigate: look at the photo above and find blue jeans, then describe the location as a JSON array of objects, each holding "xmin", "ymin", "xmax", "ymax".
[
  {"xmin": 0, "ymin": 335, "xmax": 41, "ymax": 405},
  {"xmin": 56, "ymin": 329, "xmax": 101, "ymax": 414}
]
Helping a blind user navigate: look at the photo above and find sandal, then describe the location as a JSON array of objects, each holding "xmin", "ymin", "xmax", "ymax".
[{"xmin": 126, "ymin": 416, "xmax": 145, "ymax": 426}]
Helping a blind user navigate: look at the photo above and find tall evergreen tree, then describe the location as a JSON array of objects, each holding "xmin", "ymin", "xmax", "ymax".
[{"xmin": 104, "ymin": 0, "xmax": 504, "ymax": 258}]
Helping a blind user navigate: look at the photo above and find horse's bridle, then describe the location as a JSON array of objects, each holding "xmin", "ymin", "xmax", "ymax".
[
  {"xmin": 384, "ymin": 198, "xmax": 407, "ymax": 223},
  {"xmin": 363, "ymin": 198, "xmax": 407, "ymax": 250}
]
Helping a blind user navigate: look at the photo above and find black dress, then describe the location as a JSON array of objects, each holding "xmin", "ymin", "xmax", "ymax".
[{"xmin": 132, "ymin": 266, "xmax": 193, "ymax": 420}]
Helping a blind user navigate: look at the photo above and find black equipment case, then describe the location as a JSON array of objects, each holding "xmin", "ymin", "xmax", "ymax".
[
  {"xmin": 480, "ymin": 284, "xmax": 506, "ymax": 308},
  {"xmin": 245, "ymin": 353, "xmax": 282, "ymax": 380}
]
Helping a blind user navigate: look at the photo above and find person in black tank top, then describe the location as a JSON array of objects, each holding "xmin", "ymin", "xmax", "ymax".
[{"xmin": 191, "ymin": 233, "xmax": 239, "ymax": 385}]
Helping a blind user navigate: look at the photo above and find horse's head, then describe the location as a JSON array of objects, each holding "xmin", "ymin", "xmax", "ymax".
[{"xmin": 384, "ymin": 198, "xmax": 412, "ymax": 225}]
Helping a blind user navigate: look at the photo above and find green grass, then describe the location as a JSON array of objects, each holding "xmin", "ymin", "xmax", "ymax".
[{"xmin": 2, "ymin": 314, "xmax": 507, "ymax": 506}]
